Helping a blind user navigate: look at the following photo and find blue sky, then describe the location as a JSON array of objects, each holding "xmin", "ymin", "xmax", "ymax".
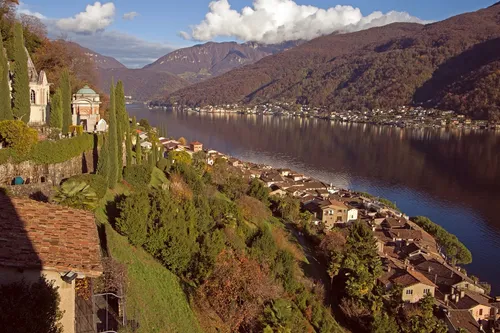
[{"xmin": 19, "ymin": 0, "xmax": 495, "ymax": 67}]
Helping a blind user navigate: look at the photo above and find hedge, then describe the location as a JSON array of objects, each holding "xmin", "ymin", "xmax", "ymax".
[{"xmin": 0, "ymin": 133, "xmax": 101, "ymax": 165}]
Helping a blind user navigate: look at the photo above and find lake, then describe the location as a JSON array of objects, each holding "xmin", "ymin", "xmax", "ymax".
[{"xmin": 127, "ymin": 104, "xmax": 500, "ymax": 294}]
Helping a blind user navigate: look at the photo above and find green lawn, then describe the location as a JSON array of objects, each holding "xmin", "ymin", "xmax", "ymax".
[{"xmin": 96, "ymin": 184, "xmax": 203, "ymax": 333}]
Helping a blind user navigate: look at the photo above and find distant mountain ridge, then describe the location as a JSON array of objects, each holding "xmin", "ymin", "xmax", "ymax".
[
  {"xmin": 69, "ymin": 42, "xmax": 126, "ymax": 70},
  {"xmin": 168, "ymin": 4, "xmax": 500, "ymax": 120},
  {"xmin": 144, "ymin": 41, "xmax": 303, "ymax": 83},
  {"xmin": 82, "ymin": 40, "xmax": 302, "ymax": 100}
]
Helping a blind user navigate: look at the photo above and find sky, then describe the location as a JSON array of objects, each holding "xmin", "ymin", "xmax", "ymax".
[{"xmin": 18, "ymin": 0, "xmax": 495, "ymax": 68}]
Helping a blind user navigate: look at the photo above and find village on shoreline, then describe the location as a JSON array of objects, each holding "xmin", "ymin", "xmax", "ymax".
[
  {"xmin": 147, "ymin": 102, "xmax": 500, "ymax": 131},
  {"xmin": 147, "ymin": 131, "xmax": 500, "ymax": 333}
]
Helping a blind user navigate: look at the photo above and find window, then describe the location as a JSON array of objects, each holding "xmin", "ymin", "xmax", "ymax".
[
  {"xmin": 423, "ymin": 289, "xmax": 430, "ymax": 295},
  {"xmin": 479, "ymin": 309, "xmax": 483, "ymax": 316},
  {"xmin": 405, "ymin": 289, "xmax": 413, "ymax": 295},
  {"xmin": 30, "ymin": 90, "xmax": 36, "ymax": 104}
]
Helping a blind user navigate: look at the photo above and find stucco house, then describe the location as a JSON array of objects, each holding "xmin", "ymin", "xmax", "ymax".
[
  {"xmin": 190, "ymin": 141, "xmax": 203, "ymax": 153},
  {"xmin": 0, "ymin": 196, "xmax": 103, "ymax": 333},
  {"xmin": 27, "ymin": 49, "xmax": 50, "ymax": 125},
  {"xmin": 303, "ymin": 199, "xmax": 349, "ymax": 229},
  {"xmin": 72, "ymin": 85, "xmax": 101, "ymax": 132},
  {"xmin": 380, "ymin": 266, "xmax": 436, "ymax": 303}
]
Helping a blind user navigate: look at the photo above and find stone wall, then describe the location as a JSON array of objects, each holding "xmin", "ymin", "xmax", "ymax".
[{"xmin": 0, "ymin": 150, "xmax": 96, "ymax": 186}]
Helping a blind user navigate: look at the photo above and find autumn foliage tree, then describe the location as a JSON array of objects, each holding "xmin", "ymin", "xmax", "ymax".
[{"xmin": 197, "ymin": 251, "xmax": 281, "ymax": 331}]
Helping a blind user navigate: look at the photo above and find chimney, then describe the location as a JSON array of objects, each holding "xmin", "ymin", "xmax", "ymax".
[
  {"xmin": 428, "ymin": 266, "xmax": 432, "ymax": 273},
  {"xmin": 434, "ymin": 274, "xmax": 438, "ymax": 284},
  {"xmin": 450, "ymin": 271, "xmax": 454, "ymax": 278}
]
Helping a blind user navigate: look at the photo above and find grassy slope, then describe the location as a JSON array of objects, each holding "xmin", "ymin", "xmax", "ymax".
[{"xmin": 96, "ymin": 184, "xmax": 203, "ymax": 333}]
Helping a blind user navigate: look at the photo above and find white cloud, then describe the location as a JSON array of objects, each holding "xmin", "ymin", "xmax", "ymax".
[
  {"xmin": 183, "ymin": 0, "xmax": 428, "ymax": 43},
  {"xmin": 18, "ymin": 2, "xmax": 46, "ymax": 19},
  {"xmin": 56, "ymin": 2, "xmax": 115, "ymax": 34},
  {"xmin": 123, "ymin": 11, "xmax": 139, "ymax": 20},
  {"xmin": 63, "ymin": 31, "xmax": 177, "ymax": 68},
  {"xmin": 177, "ymin": 31, "xmax": 191, "ymax": 40}
]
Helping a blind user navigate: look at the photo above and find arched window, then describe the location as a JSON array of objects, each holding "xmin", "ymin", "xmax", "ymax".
[{"xmin": 30, "ymin": 90, "xmax": 36, "ymax": 104}]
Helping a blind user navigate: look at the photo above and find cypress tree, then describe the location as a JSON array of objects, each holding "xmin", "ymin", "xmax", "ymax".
[
  {"xmin": 131, "ymin": 116, "xmax": 137, "ymax": 130},
  {"xmin": 115, "ymin": 81, "xmax": 126, "ymax": 175},
  {"xmin": 97, "ymin": 135, "xmax": 110, "ymax": 183},
  {"xmin": 152, "ymin": 139, "xmax": 158, "ymax": 166},
  {"xmin": 108, "ymin": 82, "xmax": 118, "ymax": 188},
  {"xmin": 11, "ymin": 23, "xmax": 30, "ymax": 123},
  {"xmin": 60, "ymin": 69, "xmax": 72, "ymax": 134},
  {"xmin": 125, "ymin": 127, "xmax": 132, "ymax": 167},
  {"xmin": 159, "ymin": 144, "xmax": 165, "ymax": 160},
  {"xmin": 49, "ymin": 89, "xmax": 63, "ymax": 129},
  {"xmin": 0, "ymin": 31, "xmax": 12, "ymax": 120},
  {"xmin": 148, "ymin": 150, "xmax": 154, "ymax": 169},
  {"xmin": 135, "ymin": 132, "xmax": 142, "ymax": 165}
]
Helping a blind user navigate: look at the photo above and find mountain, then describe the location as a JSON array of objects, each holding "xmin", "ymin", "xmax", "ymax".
[
  {"xmin": 99, "ymin": 68, "xmax": 189, "ymax": 101},
  {"xmin": 67, "ymin": 42, "xmax": 126, "ymax": 70},
  {"xmin": 144, "ymin": 41, "xmax": 302, "ymax": 83},
  {"xmin": 169, "ymin": 4, "xmax": 500, "ymax": 120}
]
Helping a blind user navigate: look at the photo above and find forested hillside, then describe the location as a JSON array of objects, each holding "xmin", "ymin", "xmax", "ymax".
[
  {"xmin": 98, "ymin": 68, "xmax": 190, "ymax": 101},
  {"xmin": 169, "ymin": 4, "xmax": 500, "ymax": 120}
]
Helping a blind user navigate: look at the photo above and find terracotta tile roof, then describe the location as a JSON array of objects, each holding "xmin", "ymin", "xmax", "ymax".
[
  {"xmin": 190, "ymin": 141, "xmax": 203, "ymax": 145},
  {"xmin": 446, "ymin": 310, "xmax": 481, "ymax": 333},
  {"xmin": 390, "ymin": 267, "xmax": 436, "ymax": 288},
  {"xmin": 0, "ymin": 197, "xmax": 103, "ymax": 277},
  {"xmin": 389, "ymin": 229, "xmax": 423, "ymax": 240}
]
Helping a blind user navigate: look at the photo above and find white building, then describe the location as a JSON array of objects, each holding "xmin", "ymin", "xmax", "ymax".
[
  {"xmin": 347, "ymin": 208, "xmax": 359, "ymax": 222},
  {"xmin": 27, "ymin": 50, "xmax": 50, "ymax": 125},
  {"xmin": 71, "ymin": 86, "xmax": 101, "ymax": 132}
]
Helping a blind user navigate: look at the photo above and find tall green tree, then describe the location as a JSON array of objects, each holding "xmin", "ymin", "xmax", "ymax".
[
  {"xmin": 131, "ymin": 116, "xmax": 137, "ymax": 130},
  {"xmin": 125, "ymin": 124, "xmax": 132, "ymax": 167},
  {"xmin": 135, "ymin": 132, "xmax": 142, "ymax": 164},
  {"xmin": 107, "ymin": 81, "xmax": 119, "ymax": 188},
  {"xmin": 97, "ymin": 135, "xmax": 109, "ymax": 182},
  {"xmin": 11, "ymin": 23, "xmax": 30, "ymax": 123},
  {"xmin": 342, "ymin": 222, "xmax": 382, "ymax": 300},
  {"xmin": 60, "ymin": 69, "xmax": 72, "ymax": 134},
  {"xmin": 151, "ymin": 139, "xmax": 158, "ymax": 165},
  {"xmin": 115, "ymin": 81, "xmax": 126, "ymax": 175},
  {"xmin": 49, "ymin": 89, "xmax": 62, "ymax": 129},
  {"xmin": 0, "ymin": 31, "xmax": 12, "ymax": 120}
]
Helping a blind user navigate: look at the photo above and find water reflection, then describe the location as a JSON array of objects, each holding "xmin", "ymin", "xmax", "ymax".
[{"xmin": 128, "ymin": 105, "xmax": 500, "ymax": 293}]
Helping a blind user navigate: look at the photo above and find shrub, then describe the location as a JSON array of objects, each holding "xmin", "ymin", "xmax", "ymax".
[
  {"xmin": 247, "ymin": 178, "xmax": 270, "ymax": 203},
  {"xmin": 139, "ymin": 118, "xmax": 151, "ymax": 131},
  {"xmin": 168, "ymin": 150, "xmax": 191, "ymax": 165},
  {"xmin": 123, "ymin": 165, "xmax": 152, "ymax": 188},
  {"xmin": 69, "ymin": 174, "xmax": 107, "ymax": 199},
  {"xmin": 53, "ymin": 179, "xmax": 99, "ymax": 211},
  {"xmin": 0, "ymin": 120, "xmax": 38, "ymax": 154}
]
